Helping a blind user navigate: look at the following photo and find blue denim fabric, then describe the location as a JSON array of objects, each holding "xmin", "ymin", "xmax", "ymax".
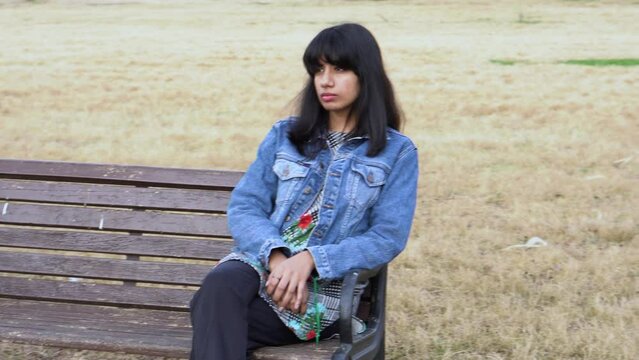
[{"xmin": 227, "ymin": 117, "xmax": 419, "ymax": 280}]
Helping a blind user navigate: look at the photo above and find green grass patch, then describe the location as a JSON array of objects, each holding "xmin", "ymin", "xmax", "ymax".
[
  {"xmin": 516, "ymin": 19, "xmax": 541, "ymax": 24},
  {"xmin": 515, "ymin": 13, "xmax": 542, "ymax": 24},
  {"xmin": 561, "ymin": 58, "xmax": 639, "ymax": 67},
  {"xmin": 516, "ymin": 16, "xmax": 541, "ymax": 24},
  {"xmin": 490, "ymin": 59, "xmax": 529, "ymax": 66}
]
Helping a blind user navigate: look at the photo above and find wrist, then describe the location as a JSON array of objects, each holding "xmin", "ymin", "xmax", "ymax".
[
  {"xmin": 302, "ymin": 250, "xmax": 316, "ymax": 273},
  {"xmin": 268, "ymin": 249, "xmax": 286, "ymax": 270}
]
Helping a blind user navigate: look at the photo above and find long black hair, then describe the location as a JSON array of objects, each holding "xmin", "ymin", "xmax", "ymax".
[{"xmin": 288, "ymin": 23, "xmax": 403, "ymax": 157}]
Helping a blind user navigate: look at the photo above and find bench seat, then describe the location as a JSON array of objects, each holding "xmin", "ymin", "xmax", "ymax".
[
  {"xmin": 0, "ymin": 299, "xmax": 339, "ymax": 359},
  {"xmin": 0, "ymin": 159, "xmax": 385, "ymax": 359}
]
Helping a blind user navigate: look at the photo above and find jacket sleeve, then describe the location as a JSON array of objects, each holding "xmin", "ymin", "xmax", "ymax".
[
  {"xmin": 306, "ymin": 146, "xmax": 419, "ymax": 279},
  {"xmin": 226, "ymin": 124, "xmax": 292, "ymax": 269}
]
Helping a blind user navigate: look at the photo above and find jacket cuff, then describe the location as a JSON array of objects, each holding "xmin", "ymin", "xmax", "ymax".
[
  {"xmin": 260, "ymin": 238, "xmax": 291, "ymax": 271},
  {"xmin": 305, "ymin": 246, "xmax": 332, "ymax": 279}
]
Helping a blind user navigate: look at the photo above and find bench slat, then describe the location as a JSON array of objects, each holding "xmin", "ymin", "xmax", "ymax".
[
  {"xmin": 0, "ymin": 252, "xmax": 210, "ymax": 285},
  {"xmin": 0, "ymin": 203, "xmax": 231, "ymax": 237},
  {"xmin": 0, "ymin": 277, "xmax": 194, "ymax": 310},
  {"xmin": 0, "ymin": 159, "xmax": 244, "ymax": 190},
  {"xmin": 252, "ymin": 340, "xmax": 339, "ymax": 360},
  {"xmin": 0, "ymin": 228, "xmax": 232, "ymax": 260},
  {"xmin": 0, "ymin": 298, "xmax": 336, "ymax": 359},
  {"xmin": 0, "ymin": 179, "xmax": 230, "ymax": 213},
  {"xmin": 0, "ymin": 298, "xmax": 191, "ymax": 357},
  {"xmin": 2, "ymin": 311, "xmax": 190, "ymax": 338}
]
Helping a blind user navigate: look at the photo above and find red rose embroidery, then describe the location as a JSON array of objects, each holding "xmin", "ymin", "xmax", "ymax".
[
  {"xmin": 306, "ymin": 330, "xmax": 316, "ymax": 340},
  {"xmin": 298, "ymin": 213, "xmax": 312, "ymax": 229}
]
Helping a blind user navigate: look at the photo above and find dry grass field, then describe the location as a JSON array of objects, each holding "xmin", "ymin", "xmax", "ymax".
[{"xmin": 1, "ymin": 0, "xmax": 638, "ymax": 359}]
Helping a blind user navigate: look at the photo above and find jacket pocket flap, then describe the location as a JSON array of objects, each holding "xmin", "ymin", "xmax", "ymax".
[
  {"xmin": 273, "ymin": 158, "xmax": 310, "ymax": 180},
  {"xmin": 351, "ymin": 162, "xmax": 387, "ymax": 187}
]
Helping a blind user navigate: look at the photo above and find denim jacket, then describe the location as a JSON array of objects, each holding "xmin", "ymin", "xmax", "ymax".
[{"xmin": 227, "ymin": 117, "xmax": 418, "ymax": 280}]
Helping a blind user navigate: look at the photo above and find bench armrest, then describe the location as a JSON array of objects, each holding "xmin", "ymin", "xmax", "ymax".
[{"xmin": 333, "ymin": 264, "xmax": 387, "ymax": 360}]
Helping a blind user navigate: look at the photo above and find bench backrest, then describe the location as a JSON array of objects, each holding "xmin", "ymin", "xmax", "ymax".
[{"xmin": 0, "ymin": 159, "xmax": 243, "ymax": 311}]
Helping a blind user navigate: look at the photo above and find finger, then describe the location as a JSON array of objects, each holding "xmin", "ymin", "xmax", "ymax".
[
  {"xmin": 302, "ymin": 281, "xmax": 310, "ymax": 304},
  {"xmin": 276, "ymin": 288, "xmax": 292, "ymax": 309},
  {"xmin": 279, "ymin": 279, "xmax": 297, "ymax": 311},
  {"xmin": 294, "ymin": 280, "xmax": 307, "ymax": 312},
  {"xmin": 301, "ymin": 281, "xmax": 310, "ymax": 314},
  {"xmin": 265, "ymin": 273, "xmax": 280, "ymax": 296},
  {"xmin": 286, "ymin": 296, "xmax": 298, "ymax": 313},
  {"xmin": 276, "ymin": 293, "xmax": 292, "ymax": 312},
  {"xmin": 272, "ymin": 276, "xmax": 290, "ymax": 303},
  {"xmin": 274, "ymin": 296, "xmax": 286, "ymax": 310}
]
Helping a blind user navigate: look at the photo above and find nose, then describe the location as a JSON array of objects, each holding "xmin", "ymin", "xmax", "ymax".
[{"xmin": 318, "ymin": 69, "xmax": 334, "ymax": 88}]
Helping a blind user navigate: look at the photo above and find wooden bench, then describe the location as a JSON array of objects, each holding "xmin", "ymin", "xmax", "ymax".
[{"xmin": 0, "ymin": 159, "xmax": 386, "ymax": 359}]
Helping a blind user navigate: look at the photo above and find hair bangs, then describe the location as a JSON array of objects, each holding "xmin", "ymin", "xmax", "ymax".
[{"xmin": 303, "ymin": 28, "xmax": 358, "ymax": 75}]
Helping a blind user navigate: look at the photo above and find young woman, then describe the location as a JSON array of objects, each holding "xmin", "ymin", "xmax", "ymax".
[{"xmin": 189, "ymin": 23, "xmax": 418, "ymax": 359}]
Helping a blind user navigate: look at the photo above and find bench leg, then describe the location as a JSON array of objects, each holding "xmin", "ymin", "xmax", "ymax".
[{"xmin": 373, "ymin": 334, "xmax": 385, "ymax": 360}]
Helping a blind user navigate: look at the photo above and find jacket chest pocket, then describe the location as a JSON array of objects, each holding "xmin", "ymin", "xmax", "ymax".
[
  {"xmin": 346, "ymin": 161, "xmax": 388, "ymax": 210},
  {"xmin": 272, "ymin": 158, "xmax": 310, "ymax": 204}
]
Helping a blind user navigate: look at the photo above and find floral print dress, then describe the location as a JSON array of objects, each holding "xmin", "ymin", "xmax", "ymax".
[{"xmin": 219, "ymin": 131, "xmax": 365, "ymax": 341}]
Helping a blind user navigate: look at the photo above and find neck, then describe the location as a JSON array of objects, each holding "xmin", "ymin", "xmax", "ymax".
[{"xmin": 328, "ymin": 110, "xmax": 357, "ymax": 133}]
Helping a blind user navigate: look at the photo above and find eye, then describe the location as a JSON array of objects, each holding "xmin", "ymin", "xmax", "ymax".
[{"xmin": 334, "ymin": 66, "xmax": 344, "ymax": 72}]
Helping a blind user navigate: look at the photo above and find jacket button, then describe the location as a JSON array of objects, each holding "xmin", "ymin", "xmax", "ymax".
[
  {"xmin": 285, "ymin": 215, "xmax": 291, "ymax": 222},
  {"xmin": 367, "ymin": 173, "xmax": 374, "ymax": 183},
  {"xmin": 303, "ymin": 186, "xmax": 312, "ymax": 194},
  {"xmin": 282, "ymin": 167, "xmax": 290, "ymax": 177}
]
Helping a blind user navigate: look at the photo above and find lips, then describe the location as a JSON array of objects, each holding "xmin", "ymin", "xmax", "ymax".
[{"xmin": 320, "ymin": 93, "xmax": 337, "ymax": 102}]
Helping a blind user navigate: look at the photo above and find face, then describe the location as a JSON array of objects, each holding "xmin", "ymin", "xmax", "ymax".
[{"xmin": 314, "ymin": 59, "xmax": 360, "ymax": 117}]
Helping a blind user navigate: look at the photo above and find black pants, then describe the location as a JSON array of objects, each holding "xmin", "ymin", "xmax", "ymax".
[{"xmin": 189, "ymin": 260, "xmax": 339, "ymax": 360}]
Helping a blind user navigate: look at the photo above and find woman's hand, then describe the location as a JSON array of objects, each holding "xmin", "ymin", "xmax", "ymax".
[
  {"xmin": 268, "ymin": 249, "xmax": 287, "ymax": 272},
  {"xmin": 266, "ymin": 250, "xmax": 315, "ymax": 314}
]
